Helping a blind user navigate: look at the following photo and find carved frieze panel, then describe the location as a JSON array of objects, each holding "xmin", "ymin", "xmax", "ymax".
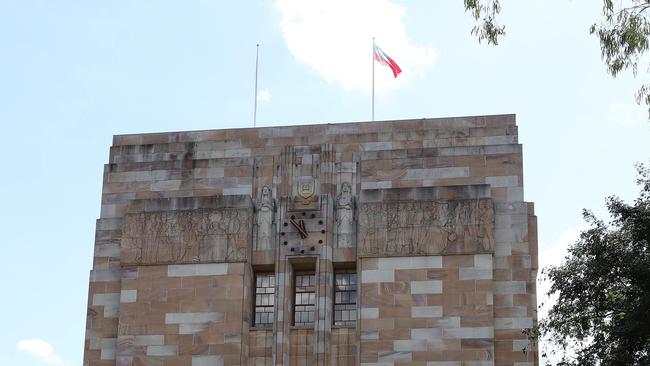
[
  {"xmin": 358, "ymin": 199, "xmax": 494, "ymax": 256},
  {"xmin": 121, "ymin": 208, "xmax": 251, "ymax": 265}
]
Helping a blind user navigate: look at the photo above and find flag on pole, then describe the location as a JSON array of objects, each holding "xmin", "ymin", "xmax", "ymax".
[{"xmin": 373, "ymin": 43, "xmax": 401, "ymax": 78}]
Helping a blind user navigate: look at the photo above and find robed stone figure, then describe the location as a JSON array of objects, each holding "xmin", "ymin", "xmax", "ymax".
[
  {"xmin": 255, "ymin": 186, "xmax": 275, "ymax": 250},
  {"xmin": 335, "ymin": 182, "xmax": 355, "ymax": 248}
]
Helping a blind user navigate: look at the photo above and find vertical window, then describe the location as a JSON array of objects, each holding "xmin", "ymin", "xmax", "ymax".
[
  {"xmin": 254, "ymin": 273, "xmax": 275, "ymax": 326},
  {"xmin": 294, "ymin": 272, "xmax": 316, "ymax": 326},
  {"xmin": 334, "ymin": 270, "xmax": 357, "ymax": 326}
]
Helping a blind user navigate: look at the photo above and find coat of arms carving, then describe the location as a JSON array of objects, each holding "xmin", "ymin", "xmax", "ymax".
[
  {"xmin": 293, "ymin": 177, "xmax": 318, "ymax": 208},
  {"xmin": 298, "ymin": 177, "xmax": 315, "ymax": 199}
]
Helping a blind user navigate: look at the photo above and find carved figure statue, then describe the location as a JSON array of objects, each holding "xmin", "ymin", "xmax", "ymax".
[
  {"xmin": 336, "ymin": 182, "xmax": 355, "ymax": 247},
  {"xmin": 256, "ymin": 186, "xmax": 275, "ymax": 249},
  {"xmin": 477, "ymin": 199, "xmax": 494, "ymax": 251}
]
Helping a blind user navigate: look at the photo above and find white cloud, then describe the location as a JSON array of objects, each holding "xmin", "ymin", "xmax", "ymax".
[
  {"xmin": 538, "ymin": 226, "xmax": 582, "ymax": 318},
  {"xmin": 17, "ymin": 338, "xmax": 64, "ymax": 365},
  {"xmin": 276, "ymin": 0, "xmax": 436, "ymax": 94},
  {"xmin": 539, "ymin": 227, "xmax": 582, "ymax": 273},
  {"xmin": 257, "ymin": 88, "xmax": 272, "ymax": 102},
  {"xmin": 537, "ymin": 227, "xmax": 584, "ymax": 364},
  {"xmin": 606, "ymin": 100, "xmax": 649, "ymax": 127}
]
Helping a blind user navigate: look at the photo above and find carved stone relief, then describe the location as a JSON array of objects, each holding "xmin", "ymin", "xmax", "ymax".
[
  {"xmin": 121, "ymin": 208, "xmax": 250, "ymax": 265},
  {"xmin": 335, "ymin": 182, "xmax": 355, "ymax": 248},
  {"xmin": 255, "ymin": 185, "xmax": 276, "ymax": 250},
  {"xmin": 291, "ymin": 176, "xmax": 319, "ymax": 210},
  {"xmin": 358, "ymin": 198, "xmax": 494, "ymax": 256}
]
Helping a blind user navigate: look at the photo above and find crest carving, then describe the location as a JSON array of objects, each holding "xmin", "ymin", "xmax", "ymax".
[
  {"xmin": 292, "ymin": 177, "xmax": 319, "ymax": 209},
  {"xmin": 298, "ymin": 177, "xmax": 315, "ymax": 199}
]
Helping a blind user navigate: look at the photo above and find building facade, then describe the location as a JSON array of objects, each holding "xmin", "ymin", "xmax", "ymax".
[{"xmin": 84, "ymin": 115, "xmax": 538, "ymax": 366}]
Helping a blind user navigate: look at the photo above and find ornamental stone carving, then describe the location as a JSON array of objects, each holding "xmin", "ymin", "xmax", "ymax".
[
  {"xmin": 335, "ymin": 182, "xmax": 355, "ymax": 248},
  {"xmin": 121, "ymin": 208, "xmax": 251, "ymax": 265},
  {"xmin": 255, "ymin": 185, "xmax": 276, "ymax": 250},
  {"xmin": 291, "ymin": 176, "xmax": 320, "ymax": 210},
  {"xmin": 358, "ymin": 198, "xmax": 495, "ymax": 256}
]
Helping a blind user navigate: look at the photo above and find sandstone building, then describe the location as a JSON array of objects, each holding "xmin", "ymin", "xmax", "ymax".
[{"xmin": 84, "ymin": 115, "xmax": 538, "ymax": 366}]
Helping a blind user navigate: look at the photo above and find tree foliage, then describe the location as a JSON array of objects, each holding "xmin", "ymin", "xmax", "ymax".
[
  {"xmin": 463, "ymin": 0, "xmax": 505, "ymax": 45},
  {"xmin": 464, "ymin": 1, "xmax": 650, "ymax": 107},
  {"xmin": 592, "ymin": 1, "xmax": 650, "ymax": 105},
  {"xmin": 536, "ymin": 164, "xmax": 650, "ymax": 365}
]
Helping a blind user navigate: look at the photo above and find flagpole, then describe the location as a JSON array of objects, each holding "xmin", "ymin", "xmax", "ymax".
[
  {"xmin": 253, "ymin": 43, "xmax": 259, "ymax": 127},
  {"xmin": 372, "ymin": 37, "xmax": 375, "ymax": 121}
]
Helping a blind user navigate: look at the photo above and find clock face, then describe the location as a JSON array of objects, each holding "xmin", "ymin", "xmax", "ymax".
[{"xmin": 290, "ymin": 218, "xmax": 308, "ymax": 239}]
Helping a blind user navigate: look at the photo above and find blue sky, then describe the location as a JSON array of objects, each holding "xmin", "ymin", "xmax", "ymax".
[{"xmin": 1, "ymin": 1, "xmax": 648, "ymax": 364}]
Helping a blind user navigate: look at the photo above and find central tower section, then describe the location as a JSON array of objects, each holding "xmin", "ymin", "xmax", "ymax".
[{"xmin": 251, "ymin": 143, "xmax": 359, "ymax": 366}]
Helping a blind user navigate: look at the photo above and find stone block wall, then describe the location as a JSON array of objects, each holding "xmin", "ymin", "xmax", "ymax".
[
  {"xmin": 360, "ymin": 255, "xmax": 494, "ymax": 364},
  {"xmin": 248, "ymin": 329, "xmax": 273, "ymax": 366},
  {"xmin": 115, "ymin": 262, "xmax": 245, "ymax": 366},
  {"xmin": 84, "ymin": 115, "xmax": 538, "ymax": 366}
]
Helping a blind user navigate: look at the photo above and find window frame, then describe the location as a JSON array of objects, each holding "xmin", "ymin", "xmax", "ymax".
[
  {"xmin": 293, "ymin": 271, "xmax": 317, "ymax": 326},
  {"xmin": 333, "ymin": 269, "xmax": 357, "ymax": 326},
  {"xmin": 253, "ymin": 272, "xmax": 276, "ymax": 327}
]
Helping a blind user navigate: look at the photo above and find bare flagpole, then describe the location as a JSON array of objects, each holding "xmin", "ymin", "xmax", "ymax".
[
  {"xmin": 253, "ymin": 43, "xmax": 260, "ymax": 127},
  {"xmin": 372, "ymin": 37, "xmax": 375, "ymax": 121}
]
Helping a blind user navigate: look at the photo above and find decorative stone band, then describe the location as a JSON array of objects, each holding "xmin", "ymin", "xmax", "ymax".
[
  {"xmin": 121, "ymin": 207, "xmax": 251, "ymax": 265},
  {"xmin": 118, "ymin": 195, "xmax": 253, "ymax": 265},
  {"xmin": 358, "ymin": 198, "xmax": 494, "ymax": 257},
  {"xmin": 358, "ymin": 184, "xmax": 491, "ymax": 203}
]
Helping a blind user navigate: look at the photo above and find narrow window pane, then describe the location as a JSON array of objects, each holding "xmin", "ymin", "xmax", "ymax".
[
  {"xmin": 294, "ymin": 272, "xmax": 316, "ymax": 326},
  {"xmin": 254, "ymin": 273, "xmax": 276, "ymax": 326},
  {"xmin": 334, "ymin": 269, "xmax": 357, "ymax": 326}
]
